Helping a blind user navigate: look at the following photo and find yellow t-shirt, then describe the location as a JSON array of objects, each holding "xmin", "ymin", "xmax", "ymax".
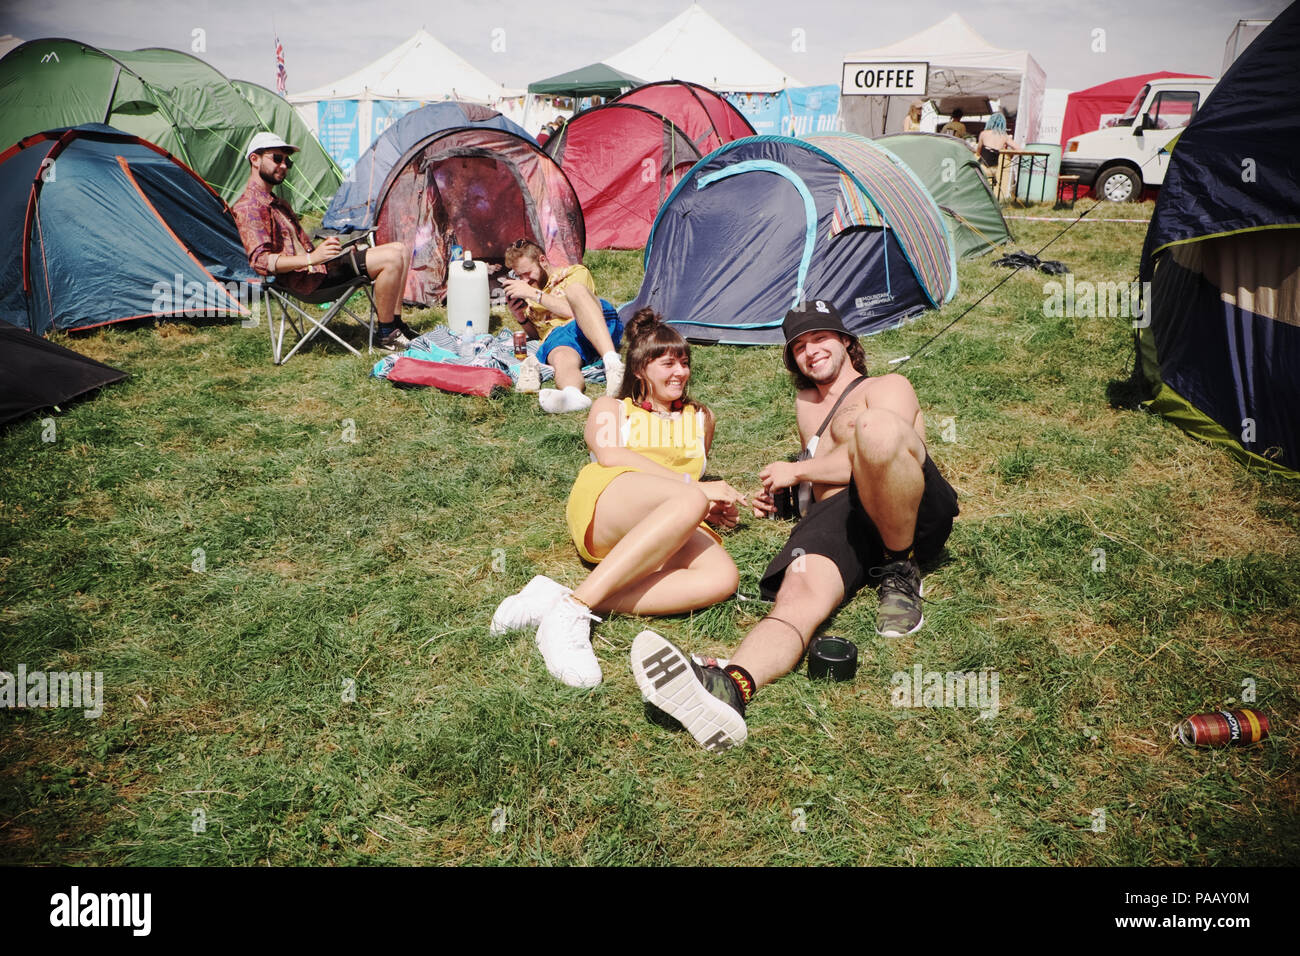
[{"xmin": 526, "ymin": 264, "xmax": 596, "ymax": 340}]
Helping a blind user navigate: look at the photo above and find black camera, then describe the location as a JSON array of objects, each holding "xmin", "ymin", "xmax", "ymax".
[{"xmin": 772, "ymin": 486, "xmax": 800, "ymax": 521}]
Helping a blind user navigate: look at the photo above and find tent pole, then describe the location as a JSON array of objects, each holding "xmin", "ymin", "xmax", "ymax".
[{"xmin": 103, "ymin": 65, "xmax": 122, "ymax": 123}]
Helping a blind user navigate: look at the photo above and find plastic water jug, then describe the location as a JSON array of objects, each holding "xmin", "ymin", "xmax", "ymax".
[{"xmin": 447, "ymin": 250, "xmax": 489, "ymax": 337}]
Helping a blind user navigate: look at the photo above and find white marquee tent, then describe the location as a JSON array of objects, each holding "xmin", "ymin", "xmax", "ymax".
[
  {"xmin": 288, "ymin": 30, "xmax": 519, "ymax": 170},
  {"xmin": 841, "ymin": 13, "xmax": 1045, "ymax": 143},
  {"xmin": 605, "ymin": 3, "xmax": 803, "ymax": 93}
]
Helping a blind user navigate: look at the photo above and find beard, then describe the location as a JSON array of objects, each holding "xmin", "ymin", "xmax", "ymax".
[
  {"xmin": 258, "ymin": 168, "xmax": 282, "ymax": 186},
  {"xmin": 801, "ymin": 347, "xmax": 845, "ymax": 384}
]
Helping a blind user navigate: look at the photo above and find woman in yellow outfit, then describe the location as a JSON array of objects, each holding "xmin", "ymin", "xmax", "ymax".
[{"xmin": 490, "ymin": 309, "xmax": 747, "ymax": 687}]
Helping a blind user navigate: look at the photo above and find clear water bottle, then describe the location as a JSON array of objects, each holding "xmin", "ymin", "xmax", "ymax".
[{"xmin": 459, "ymin": 319, "xmax": 474, "ymax": 358}]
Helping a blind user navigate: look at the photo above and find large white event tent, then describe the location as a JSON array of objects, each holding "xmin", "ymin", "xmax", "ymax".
[
  {"xmin": 288, "ymin": 29, "xmax": 518, "ymax": 169},
  {"xmin": 605, "ymin": 3, "xmax": 804, "ymax": 92},
  {"xmin": 841, "ymin": 13, "xmax": 1045, "ymax": 143}
]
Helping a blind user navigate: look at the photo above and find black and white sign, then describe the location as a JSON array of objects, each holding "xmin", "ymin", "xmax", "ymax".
[{"xmin": 841, "ymin": 62, "xmax": 928, "ymax": 96}]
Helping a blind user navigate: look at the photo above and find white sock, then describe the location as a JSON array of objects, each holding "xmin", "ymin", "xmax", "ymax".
[
  {"xmin": 602, "ymin": 351, "xmax": 625, "ymax": 394},
  {"xmin": 539, "ymin": 386, "xmax": 592, "ymax": 414}
]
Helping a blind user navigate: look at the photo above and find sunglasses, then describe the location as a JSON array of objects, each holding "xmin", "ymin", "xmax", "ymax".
[
  {"xmin": 265, "ymin": 152, "xmax": 294, "ymax": 168},
  {"xmin": 509, "ymin": 238, "xmax": 535, "ymax": 249}
]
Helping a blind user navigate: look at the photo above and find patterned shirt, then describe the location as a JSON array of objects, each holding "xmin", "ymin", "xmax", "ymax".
[
  {"xmin": 526, "ymin": 263, "xmax": 596, "ymax": 340},
  {"xmin": 231, "ymin": 180, "xmax": 327, "ymax": 296}
]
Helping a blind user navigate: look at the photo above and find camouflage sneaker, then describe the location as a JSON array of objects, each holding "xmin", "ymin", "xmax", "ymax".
[
  {"xmin": 631, "ymin": 631, "xmax": 746, "ymax": 752},
  {"xmin": 872, "ymin": 558, "xmax": 925, "ymax": 637}
]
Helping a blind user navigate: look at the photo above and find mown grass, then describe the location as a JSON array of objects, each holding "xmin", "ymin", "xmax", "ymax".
[{"xmin": 2, "ymin": 199, "xmax": 1297, "ymax": 866}]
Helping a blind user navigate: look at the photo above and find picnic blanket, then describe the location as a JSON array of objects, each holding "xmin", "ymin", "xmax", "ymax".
[{"xmin": 371, "ymin": 326, "xmax": 610, "ymax": 386}]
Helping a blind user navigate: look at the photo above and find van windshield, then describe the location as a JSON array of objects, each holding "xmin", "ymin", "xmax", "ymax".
[{"xmin": 1117, "ymin": 85, "xmax": 1151, "ymax": 126}]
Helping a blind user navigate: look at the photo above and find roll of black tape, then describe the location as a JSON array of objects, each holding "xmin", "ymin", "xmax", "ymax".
[{"xmin": 807, "ymin": 635, "xmax": 858, "ymax": 682}]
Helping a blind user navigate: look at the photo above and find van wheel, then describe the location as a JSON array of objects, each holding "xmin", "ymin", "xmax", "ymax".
[{"xmin": 1096, "ymin": 167, "xmax": 1142, "ymax": 202}]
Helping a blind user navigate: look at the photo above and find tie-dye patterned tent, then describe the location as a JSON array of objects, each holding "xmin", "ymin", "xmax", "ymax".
[
  {"xmin": 322, "ymin": 104, "xmax": 585, "ymax": 306},
  {"xmin": 622, "ymin": 132, "xmax": 956, "ymax": 344}
]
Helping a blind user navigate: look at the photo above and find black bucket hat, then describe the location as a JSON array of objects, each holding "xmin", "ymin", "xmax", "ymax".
[{"xmin": 782, "ymin": 299, "xmax": 851, "ymax": 372}]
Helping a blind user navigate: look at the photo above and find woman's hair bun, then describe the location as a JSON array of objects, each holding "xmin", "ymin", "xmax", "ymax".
[{"xmin": 624, "ymin": 308, "xmax": 662, "ymax": 345}]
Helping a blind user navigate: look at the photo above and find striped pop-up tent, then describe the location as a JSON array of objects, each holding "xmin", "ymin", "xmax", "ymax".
[{"xmin": 621, "ymin": 132, "xmax": 956, "ymax": 344}]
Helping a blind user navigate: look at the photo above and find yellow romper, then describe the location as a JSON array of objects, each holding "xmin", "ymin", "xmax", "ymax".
[{"xmin": 566, "ymin": 398, "xmax": 722, "ymax": 563}]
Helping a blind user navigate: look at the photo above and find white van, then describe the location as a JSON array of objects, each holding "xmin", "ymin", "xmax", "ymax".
[{"xmin": 1060, "ymin": 77, "xmax": 1216, "ymax": 201}]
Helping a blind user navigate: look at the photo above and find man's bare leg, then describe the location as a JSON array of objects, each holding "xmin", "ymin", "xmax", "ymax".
[
  {"xmin": 363, "ymin": 241, "xmax": 410, "ymax": 323},
  {"xmin": 538, "ymin": 345, "xmax": 592, "ymax": 413},
  {"xmin": 730, "ymin": 553, "xmax": 844, "ymax": 688},
  {"xmin": 563, "ymin": 284, "xmax": 624, "ymax": 395},
  {"xmin": 850, "ymin": 406, "xmax": 925, "ymax": 551},
  {"xmin": 547, "ymin": 345, "xmax": 586, "ymax": 392},
  {"xmin": 850, "ymin": 375, "xmax": 930, "ymax": 636},
  {"xmin": 563, "ymin": 284, "xmax": 618, "ymax": 360}
]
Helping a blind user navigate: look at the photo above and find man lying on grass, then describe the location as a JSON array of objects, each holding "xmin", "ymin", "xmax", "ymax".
[
  {"xmin": 499, "ymin": 239, "xmax": 625, "ymax": 414},
  {"xmin": 631, "ymin": 300, "xmax": 960, "ymax": 752}
]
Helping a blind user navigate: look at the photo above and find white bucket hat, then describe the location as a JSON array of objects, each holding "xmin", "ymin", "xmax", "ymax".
[{"xmin": 247, "ymin": 132, "xmax": 299, "ymax": 158}]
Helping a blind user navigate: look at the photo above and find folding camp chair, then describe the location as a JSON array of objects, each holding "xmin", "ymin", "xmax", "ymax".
[{"xmin": 260, "ymin": 234, "xmax": 379, "ymax": 365}]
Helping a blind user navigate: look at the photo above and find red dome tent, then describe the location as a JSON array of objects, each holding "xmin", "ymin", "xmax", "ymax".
[
  {"xmin": 613, "ymin": 79, "xmax": 755, "ymax": 156},
  {"xmin": 1060, "ymin": 71, "xmax": 1208, "ymax": 146},
  {"xmin": 545, "ymin": 103, "xmax": 702, "ymax": 250}
]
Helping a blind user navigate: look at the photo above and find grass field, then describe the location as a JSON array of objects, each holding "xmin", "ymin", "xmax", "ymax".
[{"xmin": 2, "ymin": 200, "xmax": 1297, "ymax": 866}]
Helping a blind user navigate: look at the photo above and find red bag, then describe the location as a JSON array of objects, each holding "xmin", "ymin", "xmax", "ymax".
[{"xmin": 386, "ymin": 357, "xmax": 512, "ymax": 397}]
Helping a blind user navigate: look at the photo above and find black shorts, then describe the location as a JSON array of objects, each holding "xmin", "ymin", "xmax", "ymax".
[
  {"xmin": 321, "ymin": 244, "xmax": 370, "ymax": 284},
  {"xmin": 282, "ymin": 244, "xmax": 371, "ymax": 298},
  {"xmin": 759, "ymin": 452, "xmax": 958, "ymax": 602}
]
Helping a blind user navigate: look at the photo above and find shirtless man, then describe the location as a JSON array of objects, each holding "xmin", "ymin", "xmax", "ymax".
[{"xmin": 630, "ymin": 300, "xmax": 959, "ymax": 752}]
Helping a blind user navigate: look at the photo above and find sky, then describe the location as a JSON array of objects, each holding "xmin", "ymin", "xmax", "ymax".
[{"xmin": 0, "ymin": 0, "xmax": 1290, "ymax": 94}]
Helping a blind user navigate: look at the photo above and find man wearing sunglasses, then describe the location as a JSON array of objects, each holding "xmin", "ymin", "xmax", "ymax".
[{"xmin": 232, "ymin": 133, "xmax": 418, "ymax": 349}]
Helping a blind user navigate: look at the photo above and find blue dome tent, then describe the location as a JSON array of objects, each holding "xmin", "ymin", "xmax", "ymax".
[
  {"xmin": 620, "ymin": 132, "xmax": 956, "ymax": 344},
  {"xmin": 1137, "ymin": 5, "xmax": 1300, "ymax": 477},
  {"xmin": 0, "ymin": 124, "xmax": 256, "ymax": 337}
]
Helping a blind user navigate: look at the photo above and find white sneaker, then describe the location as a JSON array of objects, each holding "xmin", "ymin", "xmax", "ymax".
[
  {"xmin": 490, "ymin": 575, "xmax": 571, "ymax": 636},
  {"xmin": 535, "ymin": 595, "xmax": 603, "ymax": 687},
  {"xmin": 602, "ymin": 351, "xmax": 625, "ymax": 397}
]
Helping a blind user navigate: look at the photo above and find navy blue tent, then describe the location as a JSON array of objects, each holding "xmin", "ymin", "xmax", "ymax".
[
  {"xmin": 1137, "ymin": 4, "xmax": 1300, "ymax": 476},
  {"xmin": 0, "ymin": 124, "xmax": 257, "ymax": 337},
  {"xmin": 620, "ymin": 133, "xmax": 956, "ymax": 345},
  {"xmin": 322, "ymin": 102, "xmax": 534, "ymax": 232}
]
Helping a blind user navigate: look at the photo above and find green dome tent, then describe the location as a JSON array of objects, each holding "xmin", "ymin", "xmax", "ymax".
[
  {"xmin": 231, "ymin": 79, "xmax": 342, "ymax": 213},
  {"xmin": 877, "ymin": 132, "xmax": 1012, "ymax": 259},
  {"xmin": 0, "ymin": 39, "xmax": 337, "ymax": 210}
]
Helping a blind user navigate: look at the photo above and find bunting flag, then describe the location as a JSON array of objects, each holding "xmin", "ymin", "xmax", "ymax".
[{"xmin": 275, "ymin": 34, "xmax": 287, "ymax": 94}]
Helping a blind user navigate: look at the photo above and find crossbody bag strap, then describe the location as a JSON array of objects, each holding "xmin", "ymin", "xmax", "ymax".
[{"xmin": 812, "ymin": 375, "xmax": 869, "ymax": 441}]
